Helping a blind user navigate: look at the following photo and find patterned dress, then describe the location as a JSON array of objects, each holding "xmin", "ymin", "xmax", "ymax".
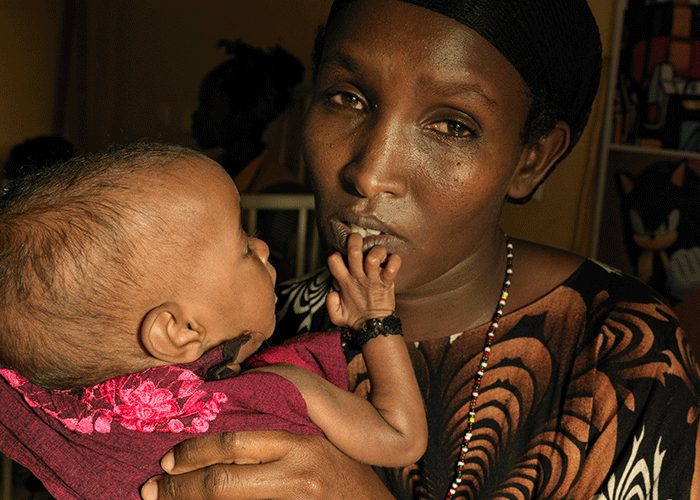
[{"xmin": 275, "ymin": 259, "xmax": 700, "ymax": 499}]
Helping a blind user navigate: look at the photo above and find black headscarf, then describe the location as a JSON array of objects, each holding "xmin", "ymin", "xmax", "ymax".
[{"xmin": 325, "ymin": 0, "xmax": 602, "ymax": 157}]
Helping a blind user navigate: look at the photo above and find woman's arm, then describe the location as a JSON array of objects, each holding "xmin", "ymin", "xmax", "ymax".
[{"xmin": 140, "ymin": 430, "xmax": 394, "ymax": 500}]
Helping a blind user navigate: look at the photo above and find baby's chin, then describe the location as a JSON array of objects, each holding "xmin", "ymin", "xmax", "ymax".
[
  {"xmin": 235, "ymin": 329, "xmax": 272, "ymax": 363},
  {"xmin": 223, "ymin": 361, "xmax": 244, "ymax": 376}
]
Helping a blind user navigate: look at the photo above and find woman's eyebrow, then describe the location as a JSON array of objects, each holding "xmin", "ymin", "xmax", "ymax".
[
  {"xmin": 320, "ymin": 48, "xmax": 363, "ymax": 75},
  {"xmin": 322, "ymin": 49, "xmax": 497, "ymax": 110},
  {"xmin": 417, "ymin": 77, "xmax": 498, "ymax": 110}
]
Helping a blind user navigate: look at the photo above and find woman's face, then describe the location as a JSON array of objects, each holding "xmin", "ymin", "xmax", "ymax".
[{"xmin": 304, "ymin": 0, "xmax": 539, "ymax": 292}]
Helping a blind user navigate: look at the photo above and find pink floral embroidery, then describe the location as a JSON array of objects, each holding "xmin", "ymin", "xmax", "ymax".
[
  {"xmin": 0, "ymin": 368, "xmax": 26, "ymax": 388},
  {"xmin": 94, "ymin": 414, "xmax": 112, "ymax": 433},
  {"xmin": 0, "ymin": 367, "xmax": 228, "ymax": 435},
  {"xmin": 114, "ymin": 380, "xmax": 181, "ymax": 432}
]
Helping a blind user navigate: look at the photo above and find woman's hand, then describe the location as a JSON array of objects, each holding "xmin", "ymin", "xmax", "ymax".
[{"xmin": 140, "ymin": 430, "xmax": 394, "ymax": 499}]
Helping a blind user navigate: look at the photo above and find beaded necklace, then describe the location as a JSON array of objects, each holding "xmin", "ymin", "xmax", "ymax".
[{"xmin": 445, "ymin": 238, "xmax": 514, "ymax": 500}]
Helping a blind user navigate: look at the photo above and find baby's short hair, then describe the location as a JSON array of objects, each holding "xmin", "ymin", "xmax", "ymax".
[{"xmin": 0, "ymin": 142, "xmax": 211, "ymax": 388}]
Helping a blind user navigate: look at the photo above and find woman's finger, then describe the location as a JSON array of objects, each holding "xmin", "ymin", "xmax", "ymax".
[
  {"xmin": 325, "ymin": 291, "xmax": 344, "ymax": 324},
  {"xmin": 141, "ymin": 432, "xmax": 391, "ymax": 500},
  {"xmin": 162, "ymin": 430, "xmax": 294, "ymax": 475},
  {"xmin": 142, "ymin": 460, "xmax": 308, "ymax": 500},
  {"xmin": 142, "ymin": 432, "xmax": 362, "ymax": 500},
  {"xmin": 142, "ymin": 431, "xmax": 297, "ymax": 499}
]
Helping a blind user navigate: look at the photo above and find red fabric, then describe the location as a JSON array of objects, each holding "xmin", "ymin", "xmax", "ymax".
[{"xmin": 0, "ymin": 331, "xmax": 345, "ymax": 500}]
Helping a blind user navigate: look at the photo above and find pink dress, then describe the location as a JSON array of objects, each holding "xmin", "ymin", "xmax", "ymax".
[{"xmin": 0, "ymin": 331, "xmax": 346, "ymax": 500}]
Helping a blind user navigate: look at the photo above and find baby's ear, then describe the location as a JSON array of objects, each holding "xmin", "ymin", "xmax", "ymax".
[
  {"xmin": 507, "ymin": 121, "xmax": 570, "ymax": 200},
  {"xmin": 140, "ymin": 303, "xmax": 205, "ymax": 364}
]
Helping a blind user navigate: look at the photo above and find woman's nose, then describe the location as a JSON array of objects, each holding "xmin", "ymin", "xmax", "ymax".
[{"xmin": 342, "ymin": 117, "xmax": 408, "ymax": 199}]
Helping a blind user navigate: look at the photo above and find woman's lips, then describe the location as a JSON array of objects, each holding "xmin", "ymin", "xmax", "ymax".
[{"xmin": 331, "ymin": 219, "xmax": 404, "ymax": 253}]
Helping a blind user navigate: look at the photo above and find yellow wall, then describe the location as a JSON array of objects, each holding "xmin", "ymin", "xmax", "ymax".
[
  {"xmin": 0, "ymin": 0, "xmax": 64, "ymax": 176},
  {"xmin": 63, "ymin": 0, "xmax": 331, "ymax": 169},
  {"xmin": 501, "ymin": 0, "xmax": 617, "ymax": 255}
]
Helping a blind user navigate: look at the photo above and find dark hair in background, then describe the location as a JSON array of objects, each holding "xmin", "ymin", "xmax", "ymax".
[
  {"xmin": 4, "ymin": 135, "xmax": 76, "ymax": 181},
  {"xmin": 0, "ymin": 143, "xmax": 210, "ymax": 389},
  {"xmin": 200, "ymin": 39, "xmax": 304, "ymax": 140}
]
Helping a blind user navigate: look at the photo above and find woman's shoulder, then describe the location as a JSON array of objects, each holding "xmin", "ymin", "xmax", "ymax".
[
  {"xmin": 506, "ymin": 241, "xmax": 687, "ymax": 362},
  {"xmin": 511, "ymin": 239, "xmax": 663, "ymax": 310},
  {"xmin": 506, "ymin": 240, "xmax": 584, "ymax": 312}
]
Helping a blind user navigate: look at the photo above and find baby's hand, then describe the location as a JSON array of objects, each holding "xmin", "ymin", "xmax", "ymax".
[{"xmin": 326, "ymin": 232, "xmax": 401, "ymax": 329}]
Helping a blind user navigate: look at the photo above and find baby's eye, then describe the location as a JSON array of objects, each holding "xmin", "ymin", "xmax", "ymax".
[
  {"xmin": 243, "ymin": 236, "xmax": 254, "ymax": 256},
  {"xmin": 243, "ymin": 231, "xmax": 261, "ymax": 256}
]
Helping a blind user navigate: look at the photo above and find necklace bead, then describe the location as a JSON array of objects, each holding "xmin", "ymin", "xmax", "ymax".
[{"xmin": 445, "ymin": 238, "xmax": 513, "ymax": 500}]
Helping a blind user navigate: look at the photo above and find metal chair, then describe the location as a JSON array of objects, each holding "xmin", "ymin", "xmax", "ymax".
[{"xmin": 240, "ymin": 193, "xmax": 320, "ymax": 278}]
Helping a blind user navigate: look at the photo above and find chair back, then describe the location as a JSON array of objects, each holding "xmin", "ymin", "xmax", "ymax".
[{"xmin": 240, "ymin": 193, "xmax": 320, "ymax": 278}]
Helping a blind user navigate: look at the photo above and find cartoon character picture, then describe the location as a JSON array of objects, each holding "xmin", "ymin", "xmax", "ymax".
[
  {"xmin": 616, "ymin": 158, "xmax": 700, "ymax": 302},
  {"xmin": 614, "ymin": 0, "xmax": 700, "ymax": 151}
]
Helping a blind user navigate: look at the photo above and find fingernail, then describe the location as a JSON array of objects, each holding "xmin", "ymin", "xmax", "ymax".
[
  {"xmin": 141, "ymin": 478, "xmax": 158, "ymax": 500},
  {"xmin": 161, "ymin": 450, "xmax": 175, "ymax": 472}
]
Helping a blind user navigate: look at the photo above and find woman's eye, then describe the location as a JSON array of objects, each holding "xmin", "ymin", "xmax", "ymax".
[
  {"xmin": 326, "ymin": 91, "xmax": 366, "ymax": 111},
  {"xmin": 428, "ymin": 119, "xmax": 475, "ymax": 138}
]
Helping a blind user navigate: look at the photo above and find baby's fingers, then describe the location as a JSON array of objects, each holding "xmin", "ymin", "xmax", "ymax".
[
  {"xmin": 381, "ymin": 254, "xmax": 402, "ymax": 283},
  {"xmin": 364, "ymin": 245, "xmax": 388, "ymax": 280},
  {"xmin": 325, "ymin": 291, "xmax": 344, "ymax": 324},
  {"xmin": 346, "ymin": 232, "xmax": 365, "ymax": 277},
  {"xmin": 327, "ymin": 251, "xmax": 350, "ymax": 284}
]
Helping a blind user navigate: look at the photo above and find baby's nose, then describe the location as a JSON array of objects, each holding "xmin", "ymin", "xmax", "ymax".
[{"xmin": 250, "ymin": 237, "xmax": 270, "ymax": 262}]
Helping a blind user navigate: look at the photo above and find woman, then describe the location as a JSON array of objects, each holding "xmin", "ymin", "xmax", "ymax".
[{"xmin": 142, "ymin": 1, "xmax": 700, "ymax": 498}]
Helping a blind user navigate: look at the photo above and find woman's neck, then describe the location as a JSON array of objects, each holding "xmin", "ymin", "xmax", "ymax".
[
  {"xmin": 393, "ymin": 239, "xmax": 585, "ymax": 342},
  {"xmin": 395, "ymin": 236, "xmax": 510, "ymax": 342}
]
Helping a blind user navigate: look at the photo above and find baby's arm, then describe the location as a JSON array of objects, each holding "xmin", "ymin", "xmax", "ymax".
[{"xmin": 257, "ymin": 233, "xmax": 427, "ymax": 467}]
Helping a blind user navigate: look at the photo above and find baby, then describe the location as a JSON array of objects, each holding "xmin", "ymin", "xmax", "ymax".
[{"xmin": 0, "ymin": 143, "xmax": 427, "ymax": 499}]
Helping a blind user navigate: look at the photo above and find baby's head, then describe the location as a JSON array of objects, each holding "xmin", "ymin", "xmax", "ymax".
[{"xmin": 0, "ymin": 143, "xmax": 277, "ymax": 389}]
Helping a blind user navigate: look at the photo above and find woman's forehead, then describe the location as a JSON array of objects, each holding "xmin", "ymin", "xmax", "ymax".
[
  {"xmin": 325, "ymin": 0, "xmax": 601, "ymax": 152},
  {"xmin": 320, "ymin": 2, "xmax": 527, "ymax": 105}
]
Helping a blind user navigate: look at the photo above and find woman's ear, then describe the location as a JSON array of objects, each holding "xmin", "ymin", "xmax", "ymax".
[
  {"xmin": 507, "ymin": 121, "xmax": 570, "ymax": 200},
  {"xmin": 140, "ymin": 303, "xmax": 205, "ymax": 364}
]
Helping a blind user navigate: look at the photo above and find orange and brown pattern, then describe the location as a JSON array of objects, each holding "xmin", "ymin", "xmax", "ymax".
[{"xmin": 276, "ymin": 260, "xmax": 700, "ymax": 499}]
